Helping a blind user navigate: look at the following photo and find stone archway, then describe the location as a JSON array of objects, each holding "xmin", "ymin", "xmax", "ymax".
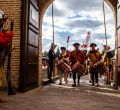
[
  {"xmin": 0, "ymin": 0, "xmax": 118, "ymax": 92},
  {"xmin": 39, "ymin": 0, "xmax": 118, "ymax": 87}
]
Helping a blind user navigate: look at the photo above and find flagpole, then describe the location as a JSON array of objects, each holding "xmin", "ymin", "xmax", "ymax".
[
  {"xmin": 67, "ymin": 44, "xmax": 68, "ymax": 50},
  {"xmin": 52, "ymin": 2, "xmax": 54, "ymax": 45},
  {"xmin": 52, "ymin": 2, "xmax": 55, "ymax": 77},
  {"xmin": 103, "ymin": 0, "xmax": 107, "ymax": 46}
]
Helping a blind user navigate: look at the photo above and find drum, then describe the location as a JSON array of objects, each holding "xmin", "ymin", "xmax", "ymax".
[
  {"xmin": 72, "ymin": 61, "xmax": 88, "ymax": 76},
  {"xmin": 95, "ymin": 63, "xmax": 107, "ymax": 75},
  {"xmin": 56, "ymin": 59, "xmax": 71, "ymax": 73}
]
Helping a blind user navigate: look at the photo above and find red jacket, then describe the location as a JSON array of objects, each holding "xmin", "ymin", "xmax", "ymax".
[{"xmin": 0, "ymin": 31, "xmax": 13, "ymax": 47}]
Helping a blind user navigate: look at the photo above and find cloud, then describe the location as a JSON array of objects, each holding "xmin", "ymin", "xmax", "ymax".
[
  {"xmin": 92, "ymin": 33, "xmax": 112, "ymax": 40},
  {"xmin": 55, "ymin": 0, "xmax": 102, "ymax": 13},
  {"xmin": 68, "ymin": 15, "xmax": 83, "ymax": 19},
  {"xmin": 66, "ymin": 19, "xmax": 103, "ymax": 29}
]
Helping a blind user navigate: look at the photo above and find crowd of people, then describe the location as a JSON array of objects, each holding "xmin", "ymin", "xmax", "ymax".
[{"xmin": 46, "ymin": 42, "xmax": 113, "ymax": 87}]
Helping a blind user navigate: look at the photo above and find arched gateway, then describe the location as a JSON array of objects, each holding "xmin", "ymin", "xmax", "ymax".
[{"xmin": 0, "ymin": 0, "xmax": 119, "ymax": 92}]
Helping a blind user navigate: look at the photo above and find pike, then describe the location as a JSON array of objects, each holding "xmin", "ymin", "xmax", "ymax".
[{"xmin": 6, "ymin": 19, "xmax": 15, "ymax": 95}]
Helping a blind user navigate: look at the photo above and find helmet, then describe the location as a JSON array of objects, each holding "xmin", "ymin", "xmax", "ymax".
[
  {"xmin": 0, "ymin": 10, "xmax": 4, "ymax": 19},
  {"xmin": 0, "ymin": 10, "xmax": 7, "ymax": 20}
]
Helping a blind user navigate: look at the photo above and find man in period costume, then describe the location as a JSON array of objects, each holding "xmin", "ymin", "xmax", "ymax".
[
  {"xmin": 48, "ymin": 43, "xmax": 57, "ymax": 83},
  {"xmin": 69, "ymin": 43, "xmax": 85, "ymax": 87},
  {"xmin": 86, "ymin": 43, "xmax": 102, "ymax": 87}
]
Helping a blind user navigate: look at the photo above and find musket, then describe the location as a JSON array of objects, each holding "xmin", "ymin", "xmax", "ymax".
[{"xmin": 6, "ymin": 19, "xmax": 15, "ymax": 95}]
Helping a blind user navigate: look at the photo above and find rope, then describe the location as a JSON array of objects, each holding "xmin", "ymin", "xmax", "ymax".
[{"xmin": 103, "ymin": 0, "xmax": 107, "ymax": 46}]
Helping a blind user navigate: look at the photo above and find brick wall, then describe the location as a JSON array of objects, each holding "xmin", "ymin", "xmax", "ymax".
[
  {"xmin": 0, "ymin": 0, "xmax": 57, "ymax": 90},
  {"xmin": 0, "ymin": 0, "xmax": 22, "ymax": 88}
]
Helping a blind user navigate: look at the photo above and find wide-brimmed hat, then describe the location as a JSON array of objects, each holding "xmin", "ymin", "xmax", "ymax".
[
  {"xmin": 90, "ymin": 43, "xmax": 97, "ymax": 47},
  {"xmin": 73, "ymin": 43, "xmax": 80, "ymax": 46},
  {"xmin": 60, "ymin": 47, "xmax": 66, "ymax": 50}
]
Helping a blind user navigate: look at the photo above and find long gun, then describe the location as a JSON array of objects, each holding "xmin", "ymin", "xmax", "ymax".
[{"xmin": 6, "ymin": 19, "xmax": 15, "ymax": 95}]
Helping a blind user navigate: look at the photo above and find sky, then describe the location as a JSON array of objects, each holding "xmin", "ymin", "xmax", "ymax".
[{"xmin": 42, "ymin": 0, "xmax": 115, "ymax": 52}]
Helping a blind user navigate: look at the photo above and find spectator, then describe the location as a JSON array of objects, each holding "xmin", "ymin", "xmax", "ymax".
[{"xmin": 48, "ymin": 43, "xmax": 57, "ymax": 83}]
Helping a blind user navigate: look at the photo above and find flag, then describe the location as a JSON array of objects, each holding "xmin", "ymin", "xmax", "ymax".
[
  {"xmin": 81, "ymin": 31, "xmax": 91, "ymax": 48},
  {"xmin": 67, "ymin": 36, "xmax": 70, "ymax": 43}
]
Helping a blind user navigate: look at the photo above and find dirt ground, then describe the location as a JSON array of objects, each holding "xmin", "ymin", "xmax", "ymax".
[{"xmin": 0, "ymin": 76, "xmax": 120, "ymax": 110}]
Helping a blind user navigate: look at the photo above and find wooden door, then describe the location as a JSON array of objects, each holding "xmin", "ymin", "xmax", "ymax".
[{"xmin": 20, "ymin": 0, "xmax": 39, "ymax": 92}]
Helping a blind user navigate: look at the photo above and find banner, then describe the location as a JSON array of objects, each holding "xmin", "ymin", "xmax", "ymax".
[{"xmin": 81, "ymin": 31, "xmax": 91, "ymax": 48}]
